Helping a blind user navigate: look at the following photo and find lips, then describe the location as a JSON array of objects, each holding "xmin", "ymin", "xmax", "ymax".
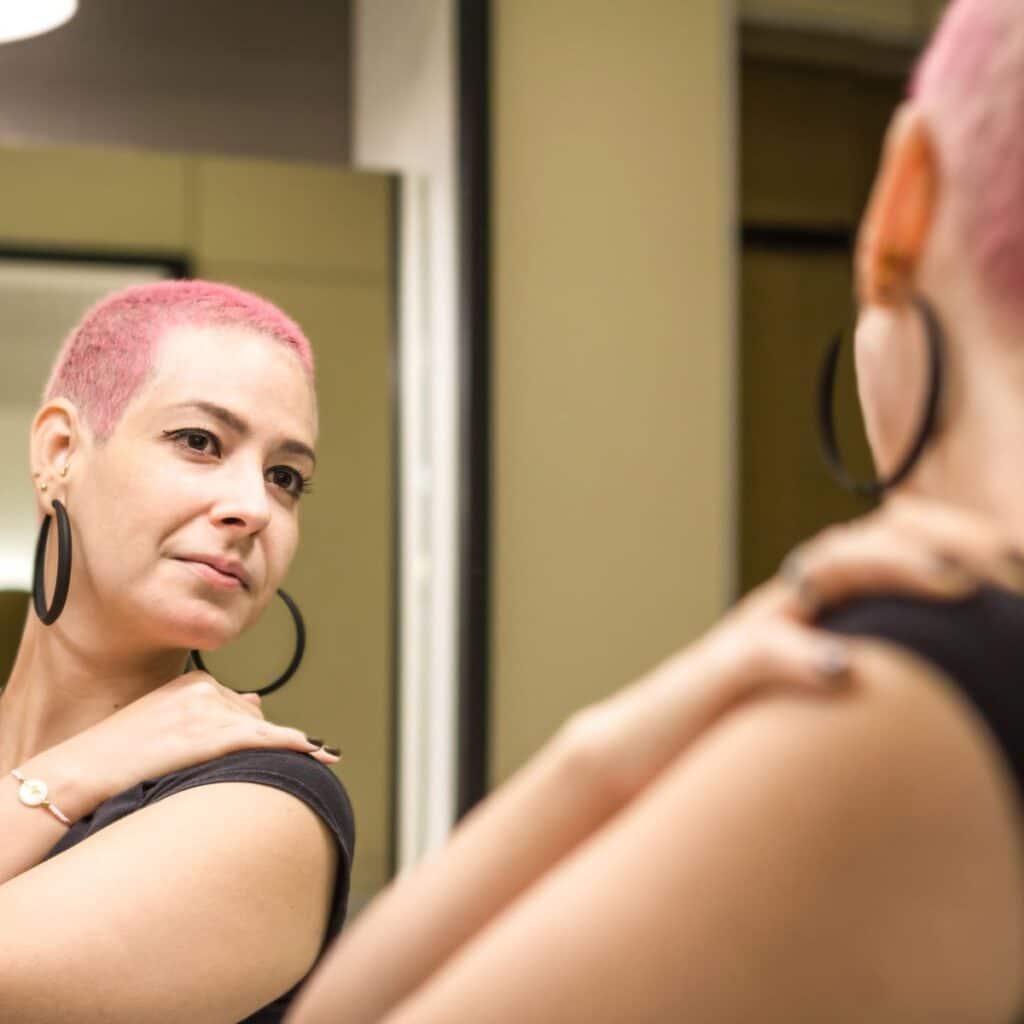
[{"xmin": 173, "ymin": 554, "xmax": 251, "ymax": 589}]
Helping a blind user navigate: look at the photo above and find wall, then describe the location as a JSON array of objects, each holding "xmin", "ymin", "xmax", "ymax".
[
  {"xmin": 0, "ymin": 143, "xmax": 395, "ymax": 911},
  {"xmin": 490, "ymin": 0, "xmax": 737, "ymax": 781},
  {"xmin": 0, "ymin": 1, "xmax": 351, "ymax": 164}
]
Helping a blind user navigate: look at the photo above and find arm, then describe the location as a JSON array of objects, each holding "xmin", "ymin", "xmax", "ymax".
[
  {"xmin": 287, "ymin": 505, "xmax": 1007, "ymax": 1024},
  {"xmin": 0, "ymin": 744, "xmax": 115, "ymax": 885},
  {"xmin": 0, "ymin": 780, "xmax": 339, "ymax": 1023},
  {"xmin": 285, "ymin": 636, "xmax": 813, "ymax": 1024},
  {"xmin": 0, "ymin": 675, "xmax": 334, "ymax": 889},
  {"xmin": 381, "ymin": 640, "xmax": 1024, "ymax": 1023}
]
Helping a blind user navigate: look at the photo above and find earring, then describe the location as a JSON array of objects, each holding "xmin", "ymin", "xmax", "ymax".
[
  {"xmin": 816, "ymin": 293, "xmax": 944, "ymax": 499},
  {"xmin": 33, "ymin": 499, "xmax": 73, "ymax": 625},
  {"xmin": 188, "ymin": 588, "xmax": 306, "ymax": 697}
]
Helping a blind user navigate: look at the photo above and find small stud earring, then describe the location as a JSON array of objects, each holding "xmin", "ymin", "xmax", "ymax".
[
  {"xmin": 40, "ymin": 482, "xmax": 48, "ymax": 492},
  {"xmin": 60, "ymin": 464, "xmax": 69, "ymax": 478}
]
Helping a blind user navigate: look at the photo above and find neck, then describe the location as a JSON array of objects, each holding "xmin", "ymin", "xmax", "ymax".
[
  {"xmin": 0, "ymin": 613, "xmax": 187, "ymax": 774},
  {"xmin": 896, "ymin": 352, "xmax": 1024, "ymax": 549}
]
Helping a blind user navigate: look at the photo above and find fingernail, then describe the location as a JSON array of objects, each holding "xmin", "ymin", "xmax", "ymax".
[
  {"xmin": 323, "ymin": 745, "xmax": 341, "ymax": 757},
  {"xmin": 816, "ymin": 641, "xmax": 851, "ymax": 684},
  {"xmin": 1002, "ymin": 547, "xmax": 1024, "ymax": 587},
  {"xmin": 932, "ymin": 552, "xmax": 976, "ymax": 587},
  {"xmin": 306, "ymin": 736, "xmax": 324, "ymax": 747}
]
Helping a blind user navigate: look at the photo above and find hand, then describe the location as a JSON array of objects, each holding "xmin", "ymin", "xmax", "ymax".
[
  {"xmin": 53, "ymin": 671, "xmax": 340, "ymax": 810},
  {"xmin": 712, "ymin": 493, "xmax": 1024, "ymax": 693},
  {"xmin": 569, "ymin": 495, "xmax": 1021, "ymax": 800}
]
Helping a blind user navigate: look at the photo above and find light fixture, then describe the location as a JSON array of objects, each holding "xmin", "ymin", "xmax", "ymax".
[{"xmin": 0, "ymin": 0, "xmax": 78, "ymax": 45}]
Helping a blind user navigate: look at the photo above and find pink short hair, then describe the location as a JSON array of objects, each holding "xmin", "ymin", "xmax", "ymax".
[
  {"xmin": 43, "ymin": 279, "xmax": 315, "ymax": 439},
  {"xmin": 910, "ymin": 0, "xmax": 1024, "ymax": 316}
]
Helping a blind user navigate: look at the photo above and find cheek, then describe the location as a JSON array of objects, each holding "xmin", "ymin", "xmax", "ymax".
[{"xmin": 263, "ymin": 514, "xmax": 300, "ymax": 585}]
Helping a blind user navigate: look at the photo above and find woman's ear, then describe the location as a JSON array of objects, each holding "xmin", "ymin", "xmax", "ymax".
[
  {"xmin": 855, "ymin": 102, "xmax": 940, "ymax": 307},
  {"xmin": 29, "ymin": 399, "xmax": 82, "ymax": 508}
]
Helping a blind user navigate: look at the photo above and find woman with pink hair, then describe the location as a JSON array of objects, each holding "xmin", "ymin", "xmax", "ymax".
[
  {"xmin": 1, "ymin": 0, "xmax": 1021, "ymax": 1014},
  {"xmin": 0, "ymin": 280, "xmax": 351, "ymax": 1022},
  {"xmin": 0, "ymin": 273, "xmax": 1008, "ymax": 1023},
  {"xmin": 283, "ymin": 0, "xmax": 1024, "ymax": 1020}
]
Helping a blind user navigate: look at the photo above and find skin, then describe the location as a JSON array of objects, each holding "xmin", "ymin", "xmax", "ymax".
[
  {"xmin": 0, "ymin": 322, "xmax": 318, "ymax": 770},
  {"xmin": 283, "ymin": 101, "xmax": 1024, "ymax": 1023}
]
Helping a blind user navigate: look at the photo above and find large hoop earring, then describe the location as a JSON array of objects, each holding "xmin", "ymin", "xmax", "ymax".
[
  {"xmin": 817, "ymin": 293, "xmax": 944, "ymax": 499},
  {"xmin": 33, "ymin": 499, "xmax": 72, "ymax": 625},
  {"xmin": 189, "ymin": 588, "xmax": 306, "ymax": 697}
]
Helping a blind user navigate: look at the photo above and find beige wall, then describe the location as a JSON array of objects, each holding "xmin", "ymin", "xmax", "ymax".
[
  {"xmin": 0, "ymin": 144, "xmax": 395, "ymax": 908},
  {"xmin": 490, "ymin": 1, "xmax": 737, "ymax": 782}
]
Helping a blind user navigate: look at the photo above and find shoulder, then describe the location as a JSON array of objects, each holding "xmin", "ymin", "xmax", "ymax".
[
  {"xmin": 817, "ymin": 583, "xmax": 1024, "ymax": 673},
  {"xmin": 681, "ymin": 636, "xmax": 1024, "ymax": 1019},
  {"xmin": 143, "ymin": 748, "xmax": 355, "ymax": 865},
  {"xmin": 816, "ymin": 584, "xmax": 1024, "ymax": 811}
]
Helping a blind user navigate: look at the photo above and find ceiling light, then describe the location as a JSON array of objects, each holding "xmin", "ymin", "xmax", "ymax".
[{"xmin": 0, "ymin": 1, "xmax": 78, "ymax": 45}]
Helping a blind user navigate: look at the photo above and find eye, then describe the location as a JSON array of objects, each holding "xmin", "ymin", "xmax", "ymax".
[
  {"xmin": 163, "ymin": 428, "xmax": 220, "ymax": 456},
  {"xmin": 268, "ymin": 466, "xmax": 314, "ymax": 498}
]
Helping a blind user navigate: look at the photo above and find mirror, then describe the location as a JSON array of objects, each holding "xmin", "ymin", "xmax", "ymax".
[{"xmin": 0, "ymin": 0, "xmax": 397, "ymax": 920}]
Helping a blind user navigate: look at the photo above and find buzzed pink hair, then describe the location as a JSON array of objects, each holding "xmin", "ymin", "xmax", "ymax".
[
  {"xmin": 909, "ymin": 0, "xmax": 1024, "ymax": 316},
  {"xmin": 43, "ymin": 279, "xmax": 315, "ymax": 439}
]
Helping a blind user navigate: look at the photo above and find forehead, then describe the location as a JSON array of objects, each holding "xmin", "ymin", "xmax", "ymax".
[{"xmin": 134, "ymin": 322, "xmax": 317, "ymax": 438}]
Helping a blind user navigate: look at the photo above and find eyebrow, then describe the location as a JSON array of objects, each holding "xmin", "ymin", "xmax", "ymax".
[{"xmin": 168, "ymin": 400, "xmax": 316, "ymax": 467}]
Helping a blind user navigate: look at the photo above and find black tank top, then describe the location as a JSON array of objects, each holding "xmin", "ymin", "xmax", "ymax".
[
  {"xmin": 817, "ymin": 584, "xmax": 1024, "ymax": 817},
  {"xmin": 42, "ymin": 747, "xmax": 355, "ymax": 1023}
]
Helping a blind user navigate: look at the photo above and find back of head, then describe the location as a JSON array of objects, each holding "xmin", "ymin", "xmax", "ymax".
[
  {"xmin": 911, "ymin": 0, "xmax": 1024, "ymax": 320},
  {"xmin": 43, "ymin": 279, "xmax": 315, "ymax": 441}
]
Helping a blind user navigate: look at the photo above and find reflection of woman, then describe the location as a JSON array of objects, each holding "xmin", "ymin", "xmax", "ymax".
[
  {"xmin": 0, "ymin": 281, "xmax": 352, "ymax": 1022},
  {"xmin": 290, "ymin": 1, "xmax": 1024, "ymax": 1020}
]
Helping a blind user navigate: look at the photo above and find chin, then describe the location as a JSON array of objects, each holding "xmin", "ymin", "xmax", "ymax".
[{"xmin": 152, "ymin": 597, "xmax": 245, "ymax": 652}]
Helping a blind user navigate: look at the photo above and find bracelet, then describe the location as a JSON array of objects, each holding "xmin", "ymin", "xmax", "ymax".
[{"xmin": 10, "ymin": 768, "xmax": 72, "ymax": 827}]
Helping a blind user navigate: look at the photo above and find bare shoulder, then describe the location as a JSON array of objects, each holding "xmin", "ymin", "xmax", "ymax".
[
  {"xmin": 0, "ymin": 770, "xmax": 340, "ymax": 1023},
  {"xmin": 704, "ymin": 634, "xmax": 1024, "ymax": 1021}
]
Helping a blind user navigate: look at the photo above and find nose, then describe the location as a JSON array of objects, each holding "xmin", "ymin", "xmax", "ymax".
[{"xmin": 208, "ymin": 462, "xmax": 272, "ymax": 536}]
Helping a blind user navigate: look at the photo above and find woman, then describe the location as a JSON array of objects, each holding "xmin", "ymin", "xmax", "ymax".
[
  {"xmin": 286, "ymin": 0, "xmax": 1024, "ymax": 1021},
  {"xmin": 0, "ymin": 281, "xmax": 351, "ymax": 1023},
  {"xmin": 0, "ymin": 290, "xmax": 1007, "ymax": 1022}
]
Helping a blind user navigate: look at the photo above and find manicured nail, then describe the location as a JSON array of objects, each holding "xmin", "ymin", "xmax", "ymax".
[
  {"xmin": 932, "ymin": 552, "xmax": 975, "ymax": 587},
  {"xmin": 816, "ymin": 641, "xmax": 851, "ymax": 684},
  {"xmin": 1002, "ymin": 547, "xmax": 1024, "ymax": 586},
  {"xmin": 323, "ymin": 745, "xmax": 342, "ymax": 757},
  {"xmin": 306, "ymin": 736, "xmax": 324, "ymax": 747}
]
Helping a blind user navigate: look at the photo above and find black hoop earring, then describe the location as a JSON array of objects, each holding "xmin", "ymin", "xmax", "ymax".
[
  {"xmin": 189, "ymin": 588, "xmax": 305, "ymax": 697},
  {"xmin": 33, "ymin": 499, "xmax": 72, "ymax": 625},
  {"xmin": 817, "ymin": 293, "xmax": 944, "ymax": 499}
]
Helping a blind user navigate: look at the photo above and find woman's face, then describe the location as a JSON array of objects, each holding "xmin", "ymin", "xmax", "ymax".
[{"xmin": 62, "ymin": 323, "xmax": 317, "ymax": 654}]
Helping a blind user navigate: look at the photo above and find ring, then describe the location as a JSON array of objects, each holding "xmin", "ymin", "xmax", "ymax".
[{"xmin": 778, "ymin": 546, "xmax": 823, "ymax": 617}]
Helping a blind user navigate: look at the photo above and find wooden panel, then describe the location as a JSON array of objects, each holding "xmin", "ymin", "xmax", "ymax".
[
  {"xmin": 742, "ymin": 62, "xmax": 868, "ymax": 226},
  {"xmin": 0, "ymin": 146, "xmax": 188, "ymax": 252},
  {"xmin": 194, "ymin": 263, "xmax": 395, "ymax": 905},
  {"xmin": 740, "ymin": 245, "xmax": 873, "ymax": 590},
  {"xmin": 922, "ymin": 0, "xmax": 951, "ymax": 30},
  {"xmin": 741, "ymin": 0, "xmax": 919, "ymax": 38},
  {"xmin": 194, "ymin": 157, "xmax": 391, "ymax": 276},
  {"xmin": 740, "ymin": 61, "xmax": 904, "ymax": 591}
]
